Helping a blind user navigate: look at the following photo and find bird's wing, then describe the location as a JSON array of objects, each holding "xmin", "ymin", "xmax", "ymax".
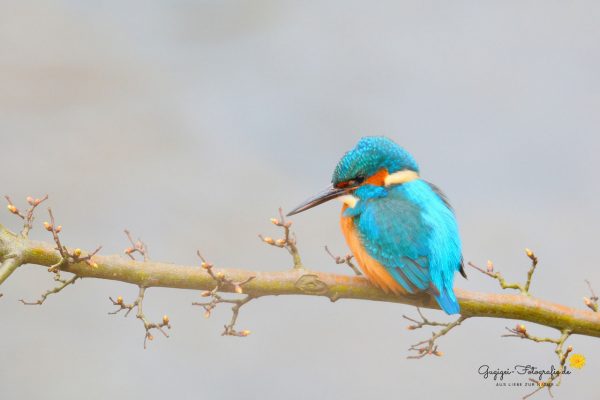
[
  {"xmin": 425, "ymin": 181, "xmax": 453, "ymax": 211},
  {"xmin": 354, "ymin": 191, "xmax": 432, "ymax": 294},
  {"xmin": 425, "ymin": 181, "xmax": 466, "ymax": 278},
  {"xmin": 354, "ymin": 184, "xmax": 462, "ymax": 314}
]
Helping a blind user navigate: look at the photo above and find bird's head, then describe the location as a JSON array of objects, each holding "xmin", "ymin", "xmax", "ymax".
[{"xmin": 287, "ymin": 136, "xmax": 420, "ymax": 216}]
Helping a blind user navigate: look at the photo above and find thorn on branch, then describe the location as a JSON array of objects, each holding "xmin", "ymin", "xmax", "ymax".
[
  {"xmin": 259, "ymin": 208, "xmax": 303, "ymax": 269},
  {"xmin": 44, "ymin": 208, "xmax": 101, "ymax": 273},
  {"xmin": 193, "ymin": 251, "xmax": 255, "ymax": 337},
  {"xmin": 584, "ymin": 279, "xmax": 598, "ymax": 312},
  {"xmin": 403, "ymin": 307, "xmax": 467, "ymax": 359},
  {"xmin": 123, "ymin": 229, "xmax": 149, "ymax": 261},
  {"xmin": 4, "ymin": 194, "xmax": 48, "ymax": 237},
  {"xmin": 468, "ymin": 248, "xmax": 539, "ymax": 296},
  {"xmin": 19, "ymin": 272, "xmax": 80, "ymax": 305},
  {"xmin": 324, "ymin": 245, "xmax": 362, "ymax": 276},
  {"xmin": 108, "ymin": 286, "xmax": 171, "ymax": 349}
]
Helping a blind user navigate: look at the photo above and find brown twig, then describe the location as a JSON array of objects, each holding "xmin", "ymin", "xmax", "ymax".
[
  {"xmin": 123, "ymin": 229, "xmax": 149, "ymax": 261},
  {"xmin": 468, "ymin": 248, "xmax": 539, "ymax": 296},
  {"xmin": 259, "ymin": 208, "xmax": 303, "ymax": 269},
  {"xmin": 4, "ymin": 194, "xmax": 48, "ymax": 237},
  {"xmin": 44, "ymin": 208, "xmax": 101, "ymax": 272},
  {"xmin": 108, "ymin": 286, "xmax": 171, "ymax": 349},
  {"xmin": 324, "ymin": 245, "xmax": 362, "ymax": 276},
  {"xmin": 192, "ymin": 251, "xmax": 255, "ymax": 337},
  {"xmin": 19, "ymin": 272, "xmax": 79, "ymax": 305},
  {"xmin": 584, "ymin": 279, "xmax": 598, "ymax": 312},
  {"xmin": 523, "ymin": 248, "xmax": 539, "ymax": 294},
  {"xmin": 403, "ymin": 308, "xmax": 468, "ymax": 359},
  {"xmin": 502, "ymin": 324, "xmax": 572, "ymax": 399}
]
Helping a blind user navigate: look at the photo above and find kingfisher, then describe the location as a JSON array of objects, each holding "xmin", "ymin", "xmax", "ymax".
[{"xmin": 287, "ymin": 136, "xmax": 465, "ymax": 314}]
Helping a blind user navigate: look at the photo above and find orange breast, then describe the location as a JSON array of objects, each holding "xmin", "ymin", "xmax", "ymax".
[{"xmin": 340, "ymin": 205, "xmax": 406, "ymax": 295}]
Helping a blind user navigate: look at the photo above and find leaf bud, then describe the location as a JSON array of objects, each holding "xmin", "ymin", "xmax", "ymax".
[{"xmin": 525, "ymin": 248, "xmax": 534, "ymax": 258}]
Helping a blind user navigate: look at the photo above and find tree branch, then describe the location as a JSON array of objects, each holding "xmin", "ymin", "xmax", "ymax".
[
  {"xmin": 0, "ymin": 255, "xmax": 22, "ymax": 285},
  {"xmin": 1, "ymin": 223, "xmax": 599, "ymax": 338}
]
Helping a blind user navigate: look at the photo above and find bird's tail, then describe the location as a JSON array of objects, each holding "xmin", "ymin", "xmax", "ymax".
[{"xmin": 434, "ymin": 287, "xmax": 460, "ymax": 315}]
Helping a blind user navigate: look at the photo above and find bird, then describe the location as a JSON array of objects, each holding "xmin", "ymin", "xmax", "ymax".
[{"xmin": 287, "ymin": 136, "xmax": 465, "ymax": 315}]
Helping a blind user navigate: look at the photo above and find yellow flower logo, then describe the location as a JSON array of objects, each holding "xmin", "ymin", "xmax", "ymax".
[{"xmin": 569, "ymin": 353, "xmax": 586, "ymax": 369}]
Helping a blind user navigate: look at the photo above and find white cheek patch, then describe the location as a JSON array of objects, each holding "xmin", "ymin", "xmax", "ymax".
[
  {"xmin": 384, "ymin": 170, "xmax": 419, "ymax": 186},
  {"xmin": 338, "ymin": 195, "xmax": 359, "ymax": 208}
]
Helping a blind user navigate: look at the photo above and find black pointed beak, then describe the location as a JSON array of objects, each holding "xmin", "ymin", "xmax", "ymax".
[{"xmin": 287, "ymin": 185, "xmax": 349, "ymax": 216}]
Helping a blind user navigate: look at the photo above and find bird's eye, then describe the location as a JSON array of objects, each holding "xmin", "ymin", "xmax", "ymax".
[
  {"xmin": 347, "ymin": 176, "xmax": 365, "ymax": 187},
  {"xmin": 335, "ymin": 176, "xmax": 365, "ymax": 189}
]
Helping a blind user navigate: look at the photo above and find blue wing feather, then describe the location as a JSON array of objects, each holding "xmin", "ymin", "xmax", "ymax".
[{"xmin": 350, "ymin": 181, "xmax": 462, "ymax": 314}]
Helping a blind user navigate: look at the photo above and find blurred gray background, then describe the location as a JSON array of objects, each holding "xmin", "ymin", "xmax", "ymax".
[{"xmin": 1, "ymin": 1, "xmax": 599, "ymax": 399}]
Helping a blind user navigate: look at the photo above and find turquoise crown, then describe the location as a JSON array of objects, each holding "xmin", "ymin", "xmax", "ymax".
[{"xmin": 332, "ymin": 136, "xmax": 419, "ymax": 185}]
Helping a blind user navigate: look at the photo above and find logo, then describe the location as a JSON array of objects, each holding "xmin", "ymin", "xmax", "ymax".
[{"xmin": 478, "ymin": 364, "xmax": 571, "ymax": 383}]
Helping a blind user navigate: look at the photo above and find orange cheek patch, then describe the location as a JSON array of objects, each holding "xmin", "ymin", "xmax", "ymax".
[{"xmin": 364, "ymin": 168, "xmax": 389, "ymax": 186}]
